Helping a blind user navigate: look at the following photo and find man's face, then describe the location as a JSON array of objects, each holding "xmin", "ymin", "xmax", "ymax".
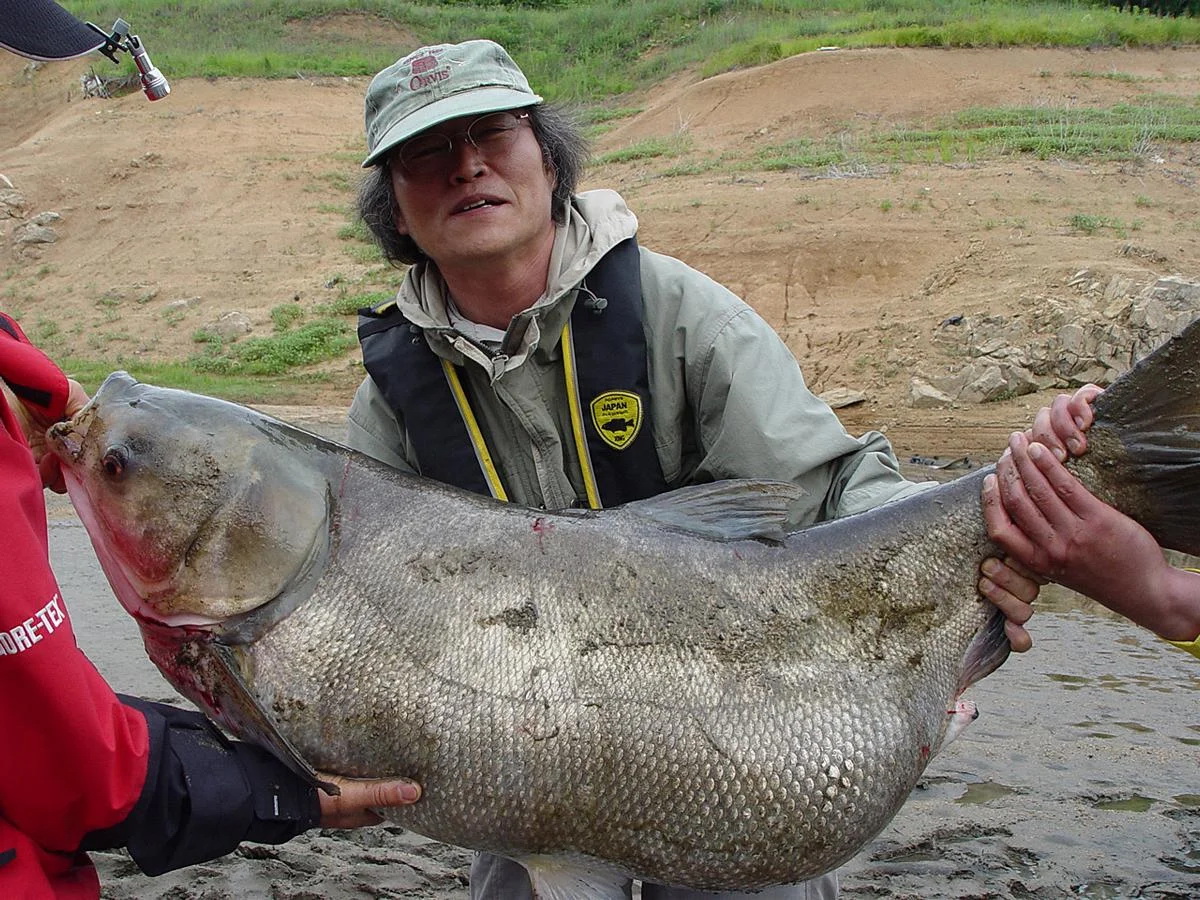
[{"xmin": 388, "ymin": 109, "xmax": 556, "ymax": 272}]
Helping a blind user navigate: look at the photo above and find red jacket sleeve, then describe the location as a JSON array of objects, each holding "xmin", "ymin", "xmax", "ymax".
[{"xmin": 0, "ymin": 316, "xmax": 151, "ymax": 849}]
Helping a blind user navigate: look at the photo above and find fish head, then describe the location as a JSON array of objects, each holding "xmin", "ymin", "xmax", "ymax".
[{"xmin": 49, "ymin": 372, "xmax": 331, "ymax": 628}]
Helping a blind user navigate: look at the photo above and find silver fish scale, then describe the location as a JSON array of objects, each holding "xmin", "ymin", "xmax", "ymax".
[{"xmin": 236, "ymin": 462, "xmax": 996, "ymax": 890}]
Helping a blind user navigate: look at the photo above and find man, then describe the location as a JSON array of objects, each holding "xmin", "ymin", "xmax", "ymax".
[
  {"xmin": 348, "ymin": 39, "xmax": 1046, "ymax": 898},
  {"xmin": 0, "ymin": 3, "xmax": 420, "ymax": 897}
]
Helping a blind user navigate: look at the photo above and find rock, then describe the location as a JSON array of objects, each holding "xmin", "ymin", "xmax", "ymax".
[
  {"xmin": 819, "ymin": 388, "xmax": 867, "ymax": 409},
  {"xmin": 164, "ymin": 297, "xmax": 201, "ymax": 313},
  {"xmin": 958, "ymin": 363, "xmax": 1009, "ymax": 404},
  {"xmin": 0, "ymin": 188, "xmax": 26, "ymax": 217},
  {"xmin": 205, "ymin": 311, "xmax": 253, "ymax": 340},
  {"xmin": 29, "ymin": 211, "xmax": 62, "ymax": 226},
  {"xmin": 909, "ymin": 378, "xmax": 954, "ymax": 409},
  {"xmin": 14, "ymin": 223, "xmax": 57, "ymax": 245}
]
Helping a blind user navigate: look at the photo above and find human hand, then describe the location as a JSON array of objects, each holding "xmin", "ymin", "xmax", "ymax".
[
  {"xmin": 316, "ymin": 774, "xmax": 421, "ymax": 829},
  {"xmin": 1026, "ymin": 383, "xmax": 1103, "ymax": 461},
  {"xmin": 976, "ymin": 552, "xmax": 1044, "ymax": 653},
  {"xmin": 982, "ymin": 431, "xmax": 1179, "ymax": 625},
  {"xmin": 2, "ymin": 378, "xmax": 89, "ymax": 492}
]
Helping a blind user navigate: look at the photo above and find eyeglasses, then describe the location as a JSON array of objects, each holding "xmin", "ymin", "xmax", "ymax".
[{"xmin": 396, "ymin": 110, "xmax": 532, "ymax": 177}]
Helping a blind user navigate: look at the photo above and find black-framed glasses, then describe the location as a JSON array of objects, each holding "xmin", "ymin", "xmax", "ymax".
[{"xmin": 396, "ymin": 110, "xmax": 532, "ymax": 177}]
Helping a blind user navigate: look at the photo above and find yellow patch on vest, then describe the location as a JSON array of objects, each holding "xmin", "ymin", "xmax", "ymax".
[{"xmin": 590, "ymin": 390, "xmax": 643, "ymax": 451}]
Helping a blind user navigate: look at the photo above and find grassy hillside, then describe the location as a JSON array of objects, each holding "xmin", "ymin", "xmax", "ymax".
[
  {"xmin": 62, "ymin": 1, "xmax": 1200, "ymax": 100},
  {"xmin": 18, "ymin": 2, "xmax": 1199, "ymax": 402}
]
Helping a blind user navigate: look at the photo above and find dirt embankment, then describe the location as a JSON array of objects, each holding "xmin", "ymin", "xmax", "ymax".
[{"xmin": 4, "ymin": 42, "xmax": 1200, "ymax": 462}]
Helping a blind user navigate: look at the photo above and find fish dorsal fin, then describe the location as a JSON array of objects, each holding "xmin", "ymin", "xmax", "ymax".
[
  {"xmin": 521, "ymin": 855, "xmax": 631, "ymax": 900},
  {"xmin": 619, "ymin": 479, "xmax": 804, "ymax": 543}
]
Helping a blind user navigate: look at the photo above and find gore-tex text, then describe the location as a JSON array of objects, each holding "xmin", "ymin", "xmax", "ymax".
[{"xmin": 0, "ymin": 594, "xmax": 66, "ymax": 655}]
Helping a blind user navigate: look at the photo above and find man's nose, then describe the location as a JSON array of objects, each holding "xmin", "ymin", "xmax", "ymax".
[{"xmin": 448, "ymin": 137, "xmax": 486, "ymax": 179}]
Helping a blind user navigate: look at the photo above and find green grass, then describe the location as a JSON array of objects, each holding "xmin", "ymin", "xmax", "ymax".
[
  {"xmin": 189, "ymin": 317, "xmax": 356, "ymax": 377},
  {"xmin": 593, "ymin": 135, "xmax": 692, "ymax": 165},
  {"xmin": 746, "ymin": 101, "xmax": 1200, "ymax": 173},
  {"xmin": 1068, "ymin": 212, "xmax": 1140, "ymax": 236},
  {"xmin": 60, "ymin": 1, "xmax": 1200, "ymax": 100},
  {"xmin": 57, "ymin": 356, "xmax": 352, "ymax": 404}
]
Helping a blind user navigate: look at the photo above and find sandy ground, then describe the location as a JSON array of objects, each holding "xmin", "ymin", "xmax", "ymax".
[{"xmin": 5, "ymin": 26, "xmax": 1200, "ymax": 900}]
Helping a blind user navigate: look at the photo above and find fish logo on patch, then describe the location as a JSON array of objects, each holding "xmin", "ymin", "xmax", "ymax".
[
  {"xmin": 410, "ymin": 53, "xmax": 439, "ymax": 75},
  {"xmin": 590, "ymin": 391, "xmax": 643, "ymax": 451}
]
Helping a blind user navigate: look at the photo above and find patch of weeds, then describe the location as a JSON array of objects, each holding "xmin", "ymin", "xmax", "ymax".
[
  {"xmin": 30, "ymin": 320, "xmax": 60, "ymax": 346},
  {"xmin": 270, "ymin": 303, "xmax": 305, "ymax": 331},
  {"xmin": 358, "ymin": 265, "xmax": 406, "ymax": 287},
  {"xmin": 1069, "ymin": 213, "xmax": 1137, "ymax": 237},
  {"xmin": 578, "ymin": 106, "xmax": 643, "ymax": 126},
  {"xmin": 337, "ymin": 220, "xmax": 372, "ymax": 242},
  {"xmin": 879, "ymin": 199, "xmax": 894, "ymax": 213},
  {"xmin": 317, "ymin": 171, "xmax": 353, "ymax": 192},
  {"xmin": 1135, "ymin": 195, "xmax": 1155, "ymax": 208},
  {"xmin": 593, "ymin": 135, "xmax": 691, "ymax": 165},
  {"xmin": 88, "ymin": 331, "xmax": 135, "ymax": 349},
  {"xmin": 1067, "ymin": 70, "xmax": 1148, "ymax": 84},
  {"xmin": 190, "ymin": 318, "xmax": 354, "ymax": 377},
  {"xmin": 659, "ymin": 159, "xmax": 720, "ymax": 177},
  {"xmin": 754, "ymin": 137, "xmax": 848, "ymax": 172},
  {"xmin": 193, "ymin": 328, "xmax": 223, "ymax": 346},
  {"xmin": 344, "ymin": 243, "xmax": 384, "ymax": 264},
  {"xmin": 316, "ymin": 290, "xmax": 393, "ymax": 316}
]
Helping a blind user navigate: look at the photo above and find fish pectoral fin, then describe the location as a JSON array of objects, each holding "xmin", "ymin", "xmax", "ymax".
[
  {"xmin": 521, "ymin": 855, "xmax": 631, "ymax": 900},
  {"xmin": 620, "ymin": 478, "xmax": 804, "ymax": 543},
  {"xmin": 208, "ymin": 641, "xmax": 338, "ymax": 795}
]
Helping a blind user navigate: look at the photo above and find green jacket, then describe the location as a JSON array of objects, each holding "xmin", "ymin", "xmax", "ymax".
[{"xmin": 346, "ymin": 189, "xmax": 926, "ymax": 528}]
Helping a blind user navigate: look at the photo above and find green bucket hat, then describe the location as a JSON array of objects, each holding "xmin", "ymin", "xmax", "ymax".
[{"xmin": 362, "ymin": 39, "xmax": 543, "ymax": 168}]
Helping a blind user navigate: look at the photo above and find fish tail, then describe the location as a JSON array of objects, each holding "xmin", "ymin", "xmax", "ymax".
[{"xmin": 1083, "ymin": 316, "xmax": 1200, "ymax": 556}]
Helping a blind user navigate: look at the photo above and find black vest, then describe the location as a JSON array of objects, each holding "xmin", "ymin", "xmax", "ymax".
[{"xmin": 358, "ymin": 238, "xmax": 669, "ymax": 507}]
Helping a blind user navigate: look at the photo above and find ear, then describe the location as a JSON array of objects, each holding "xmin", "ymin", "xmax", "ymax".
[{"xmin": 393, "ymin": 200, "xmax": 410, "ymax": 236}]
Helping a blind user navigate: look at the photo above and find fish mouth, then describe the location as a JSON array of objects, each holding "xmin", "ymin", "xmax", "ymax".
[{"xmin": 48, "ymin": 402, "xmax": 96, "ymax": 462}]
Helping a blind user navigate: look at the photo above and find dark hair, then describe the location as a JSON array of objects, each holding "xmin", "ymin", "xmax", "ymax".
[{"xmin": 356, "ymin": 103, "xmax": 590, "ymax": 267}]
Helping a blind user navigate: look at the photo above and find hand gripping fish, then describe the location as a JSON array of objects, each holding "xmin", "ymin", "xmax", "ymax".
[{"xmin": 48, "ymin": 319, "xmax": 1200, "ymax": 897}]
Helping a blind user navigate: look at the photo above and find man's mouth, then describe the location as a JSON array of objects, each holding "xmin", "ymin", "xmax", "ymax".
[{"xmin": 455, "ymin": 197, "xmax": 502, "ymax": 214}]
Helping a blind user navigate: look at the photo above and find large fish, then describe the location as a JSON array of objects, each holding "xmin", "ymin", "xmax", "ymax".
[{"xmin": 48, "ymin": 319, "xmax": 1200, "ymax": 896}]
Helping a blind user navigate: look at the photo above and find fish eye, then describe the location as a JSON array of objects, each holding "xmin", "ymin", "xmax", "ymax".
[{"xmin": 101, "ymin": 447, "xmax": 128, "ymax": 479}]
